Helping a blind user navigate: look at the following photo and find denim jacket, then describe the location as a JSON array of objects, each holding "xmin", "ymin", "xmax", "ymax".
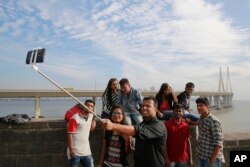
[{"xmin": 117, "ymin": 87, "xmax": 143, "ymax": 113}]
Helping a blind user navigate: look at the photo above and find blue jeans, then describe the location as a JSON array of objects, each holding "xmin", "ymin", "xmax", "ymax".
[
  {"xmin": 161, "ymin": 110, "xmax": 173, "ymax": 120},
  {"xmin": 198, "ymin": 158, "xmax": 221, "ymax": 167},
  {"xmin": 69, "ymin": 155, "xmax": 94, "ymax": 167},
  {"xmin": 161, "ymin": 110, "xmax": 199, "ymax": 122},
  {"xmin": 124, "ymin": 111, "xmax": 142, "ymax": 125},
  {"xmin": 170, "ymin": 162, "xmax": 188, "ymax": 167},
  {"xmin": 183, "ymin": 110, "xmax": 199, "ymax": 121}
]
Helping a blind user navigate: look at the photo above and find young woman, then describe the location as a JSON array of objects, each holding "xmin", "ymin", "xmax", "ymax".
[
  {"xmin": 101, "ymin": 78, "xmax": 119, "ymax": 119},
  {"xmin": 155, "ymin": 83, "xmax": 178, "ymax": 120},
  {"xmin": 98, "ymin": 104, "xmax": 131, "ymax": 167}
]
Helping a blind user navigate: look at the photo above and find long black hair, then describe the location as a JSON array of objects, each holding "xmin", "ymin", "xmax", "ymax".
[
  {"xmin": 102, "ymin": 78, "xmax": 118, "ymax": 106},
  {"xmin": 155, "ymin": 83, "xmax": 176, "ymax": 110},
  {"xmin": 155, "ymin": 83, "xmax": 169, "ymax": 107}
]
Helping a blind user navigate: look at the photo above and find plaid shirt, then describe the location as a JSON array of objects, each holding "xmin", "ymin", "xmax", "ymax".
[{"xmin": 197, "ymin": 113, "xmax": 225, "ymax": 162}]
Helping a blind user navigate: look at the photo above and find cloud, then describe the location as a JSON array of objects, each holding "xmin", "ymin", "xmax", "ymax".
[{"xmin": 0, "ymin": 0, "xmax": 249, "ymax": 99}]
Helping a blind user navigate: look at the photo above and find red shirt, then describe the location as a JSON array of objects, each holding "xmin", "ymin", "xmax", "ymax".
[
  {"xmin": 165, "ymin": 119, "xmax": 190, "ymax": 162},
  {"xmin": 159, "ymin": 99, "xmax": 171, "ymax": 111}
]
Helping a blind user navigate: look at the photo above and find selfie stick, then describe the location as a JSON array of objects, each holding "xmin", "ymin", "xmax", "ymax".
[{"xmin": 28, "ymin": 49, "xmax": 102, "ymax": 121}]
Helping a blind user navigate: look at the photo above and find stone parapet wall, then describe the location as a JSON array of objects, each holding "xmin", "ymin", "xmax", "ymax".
[
  {"xmin": 0, "ymin": 119, "xmax": 249, "ymax": 167},
  {"xmin": 0, "ymin": 120, "xmax": 69, "ymax": 167}
]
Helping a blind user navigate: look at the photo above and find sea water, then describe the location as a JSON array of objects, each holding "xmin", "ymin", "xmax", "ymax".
[{"xmin": 0, "ymin": 98, "xmax": 249, "ymax": 133}]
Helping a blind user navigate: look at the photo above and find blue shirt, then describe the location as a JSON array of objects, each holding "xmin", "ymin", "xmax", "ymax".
[{"xmin": 117, "ymin": 87, "xmax": 142, "ymax": 113}]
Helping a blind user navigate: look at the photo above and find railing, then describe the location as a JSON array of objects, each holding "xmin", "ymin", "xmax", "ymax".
[{"xmin": 0, "ymin": 89, "xmax": 233, "ymax": 118}]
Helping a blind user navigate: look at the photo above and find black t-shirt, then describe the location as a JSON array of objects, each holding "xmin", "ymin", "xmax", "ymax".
[
  {"xmin": 133, "ymin": 117, "xmax": 167, "ymax": 167},
  {"xmin": 177, "ymin": 91, "xmax": 190, "ymax": 110}
]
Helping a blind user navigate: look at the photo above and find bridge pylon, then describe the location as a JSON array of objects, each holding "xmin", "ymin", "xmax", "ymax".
[{"xmin": 214, "ymin": 67, "xmax": 233, "ymax": 109}]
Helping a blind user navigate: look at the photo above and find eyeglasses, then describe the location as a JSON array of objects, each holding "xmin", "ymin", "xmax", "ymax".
[{"xmin": 112, "ymin": 112, "xmax": 122, "ymax": 116}]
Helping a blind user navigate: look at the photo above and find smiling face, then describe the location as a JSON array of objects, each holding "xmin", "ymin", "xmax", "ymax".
[
  {"xmin": 111, "ymin": 108, "xmax": 124, "ymax": 123},
  {"xmin": 82, "ymin": 101, "xmax": 95, "ymax": 115},
  {"xmin": 121, "ymin": 83, "xmax": 131, "ymax": 95},
  {"xmin": 173, "ymin": 108, "xmax": 184, "ymax": 120},
  {"xmin": 140, "ymin": 99, "xmax": 157, "ymax": 120},
  {"xmin": 185, "ymin": 86, "xmax": 194, "ymax": 96},
  {"xmin": 197, "ymin": 103, "xmax": 209, "ymax": 117},
  {"xmin": 111, "ymin": 80, "xmax": 119, "ymax": 92},
  {"xmin": 163, "ymin": 86, "xmax": 172, "ymax": 96}
]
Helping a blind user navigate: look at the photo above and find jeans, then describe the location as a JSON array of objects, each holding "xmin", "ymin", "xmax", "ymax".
[
  {"xmin": 124, "ymin": 111, "xmax": 142, "ymax": 150},
  {"xmin": 198, "ymin": 158, "xmax": 221, "ymax": 167},
  {"xmin": 161, "ymin": 110, "xmax": 173, "ymax": 120},
  {"xmin": 69, "ymin": 155, "xmax": 94, "ymax": 167},
  {"xmin": 183, "ymin": 110, "xmax": 199, "ymax": 121},
  {"xmin": 161, "ymin": 110, "xmax": 199, "ymax": 122},
  {"xmin": 124, "ymin": 111, "xmax": 142, "ymax": 125},
  {"xmin": 170, "ymin": 162, "xmax": 188, "ymax": 167}
]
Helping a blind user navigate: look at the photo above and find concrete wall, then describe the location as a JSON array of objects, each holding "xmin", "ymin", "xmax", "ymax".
[{"xmin": 0, "ymin": 119, "xmax": 249, "ymax": 167}]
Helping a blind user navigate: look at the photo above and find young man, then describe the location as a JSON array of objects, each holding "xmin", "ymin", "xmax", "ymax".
[
  {"xmin": 196, "ymin": 97, "xmax": 224, "ymax": 167},
  {"xmin": 177, "ymin": 82, "xmax": 199, "ymax": 121},
  {"xmin": 177, "ymin": 82, "xmax": 195, "ymax": 112},
  {"xmin": 102, "ymin": 96, "xmax": 167, "ymax": 167},
  {"xmin": 117, "ymin": 78, "xmax": 143, "ymax": 125},
  {"xmin": 67, "ymin": 99, "xmax": 96, "ymax": 167},
  {"xmin": 165, "ymin": 103, "xmax": 193, "ymax": 167}
]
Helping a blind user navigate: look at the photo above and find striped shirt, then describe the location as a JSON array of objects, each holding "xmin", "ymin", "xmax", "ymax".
[
  {"xmin": 197, "ymin": 113, "xmax": 225, "ymax": 162},
  {"xmin": 102, "ymin": 92, "xmax": 118, "ymax": 114}
]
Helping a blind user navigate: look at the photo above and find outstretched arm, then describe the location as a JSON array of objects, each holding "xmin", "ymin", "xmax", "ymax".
[{"xmin": 102, "ymin": 119, "xmax": 136, "ymax": 136}]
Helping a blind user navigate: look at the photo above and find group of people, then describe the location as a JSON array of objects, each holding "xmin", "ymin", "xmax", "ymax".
[{"xmin": 64, "ymin": 78, "xmax": 224, "ymax": 167}]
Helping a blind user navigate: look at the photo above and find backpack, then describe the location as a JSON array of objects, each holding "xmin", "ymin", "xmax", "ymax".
[{"xmin": 0, "ymin": 114, "xmax": 31, "ymax": 125}]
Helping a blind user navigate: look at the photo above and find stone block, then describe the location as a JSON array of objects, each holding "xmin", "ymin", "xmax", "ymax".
[
  {"xmin": 0, "ymin": 155, "xmax": 19, "ymax": 167},
  {"xmin": 53, "ymin": 155, "xmax": 68, "ymax": 167},
  {"xmin": 36, "ymin": 129, "xmax": 66, "ymax": 142},
  {"xmin": 36, "ymin": 155, "xmax": 55, "ymax": 167},
  {"xmin": 48, "ymin": 121, "xmax": 67, "ymax": 128},
  {"xmin": 18, "ymin": 155, "xmax": 37, "ymax": 167},
  {"xmin": 45, "ymin": 142, "xmax": 67, "ymax": 154},
  {"xmin": 8, "ymin": 143, "xmax": 27, "ymax": 154},
  {"xmin": 27, "ymin": 142, "xmax": 46, "ymax": 154},
  {"xmin": 0, "ymin": 143, "xmax": 8, "ymax": 155},
  {"xmin": 7, "ymin": 123, "xmax": 32, "ymax": 129},
  {"xmin": 18, "ymin": 129, "xmax": 38, "ymax": 142},
  {"xmin": 239, "ymin": 139, "xmax": 250, "ymax": 146},
  {"xmin": 0, "ymin": 130, "xmax": 20, "ymax": 143},
  {"xmin": 31, "ymin": 121, "xmax": 51, "ymax": 129}
]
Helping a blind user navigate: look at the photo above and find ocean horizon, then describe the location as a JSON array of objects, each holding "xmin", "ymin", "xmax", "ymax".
[{"xmin": 0, "ymin": 98, "xmax": 249, "ymax": 133}]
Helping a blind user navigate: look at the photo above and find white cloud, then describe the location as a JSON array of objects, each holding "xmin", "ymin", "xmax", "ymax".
[{"xmin": 0, "ymin": 0, "xmax": 249, "ymax": 99}]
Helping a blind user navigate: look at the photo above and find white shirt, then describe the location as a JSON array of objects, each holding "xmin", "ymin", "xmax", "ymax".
[{"xmin": 67, "ymin": 113, "xmax": 93, "ymax": 159}]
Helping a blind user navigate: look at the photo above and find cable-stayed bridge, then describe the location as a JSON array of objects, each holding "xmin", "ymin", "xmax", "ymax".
[{"xmin": 0, "ymin": 67, "xmax": 233, "ymax": 118}]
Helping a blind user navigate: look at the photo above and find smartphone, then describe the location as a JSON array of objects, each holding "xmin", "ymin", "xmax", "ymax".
[{"xmin": 26, "ymin": 48, "xmax": 46, "ymax": 64}]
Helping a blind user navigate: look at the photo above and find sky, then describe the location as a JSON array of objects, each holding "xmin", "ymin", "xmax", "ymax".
[{"xmin": 0, "ymin": 0, "xmax": 249, "ymax": 100}]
